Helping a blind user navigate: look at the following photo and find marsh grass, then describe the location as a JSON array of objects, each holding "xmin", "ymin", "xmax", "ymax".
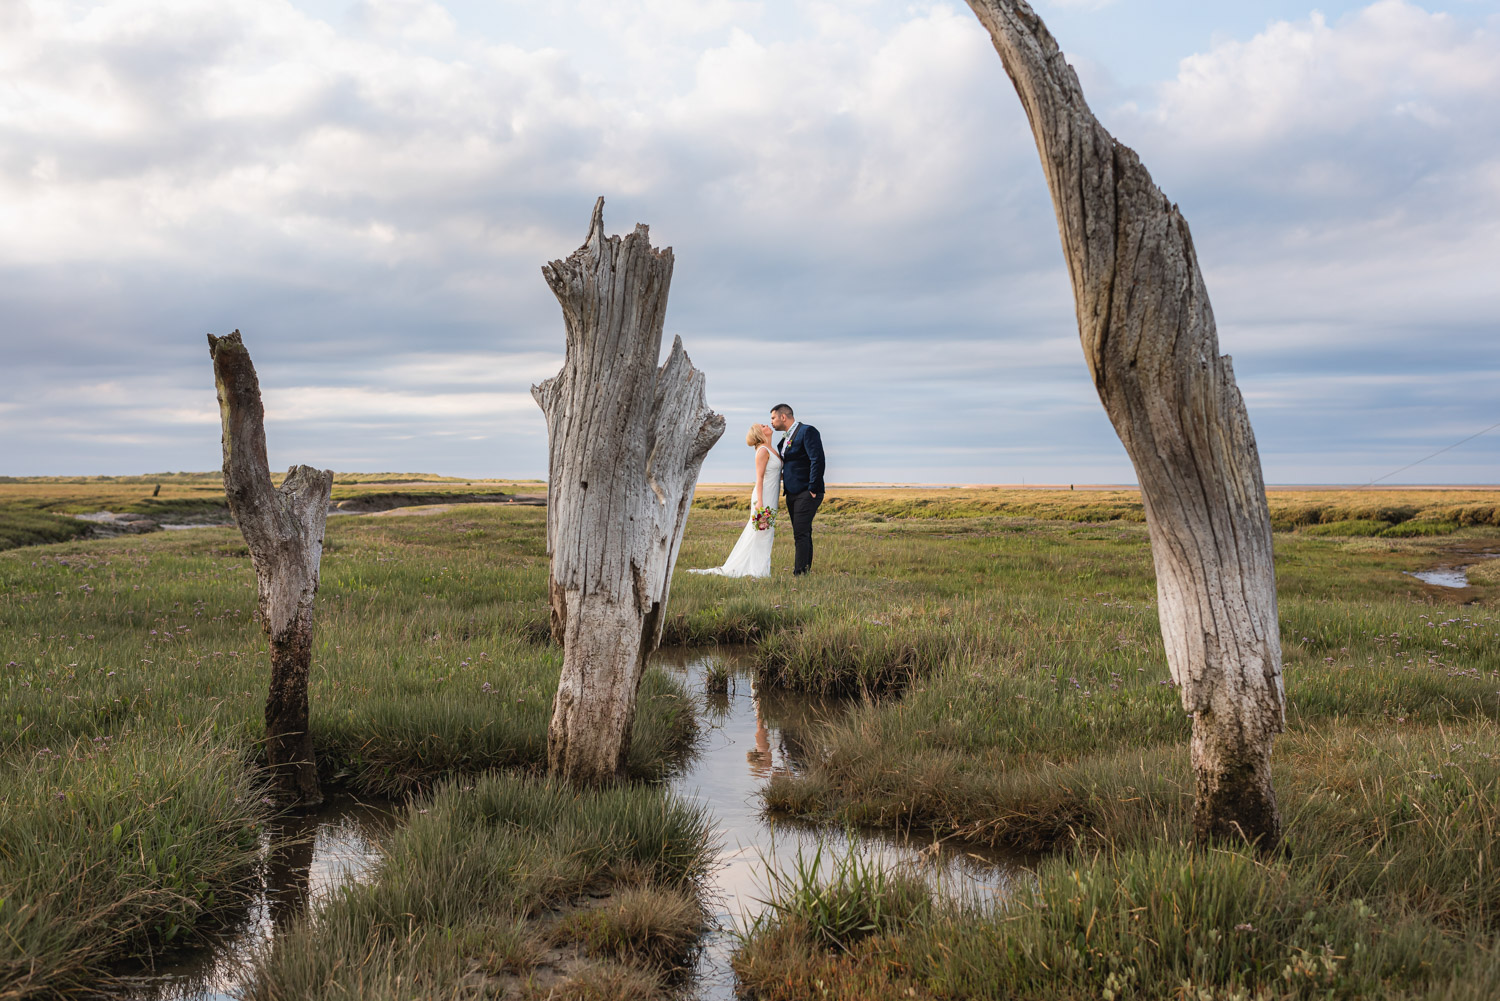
[
  {"xmin": 0, "ymin": 504, "xmax": 695, "ymax": 997},
  {"xmin": 0, "ymin": 728, "xmax": 262, "ymax": 998},
  {"xmin": 0, "ymin": 476, "xmax": 545, "ymax": 553},
  {"xmin": 695, "ymin": 504, "xmax": 1500, "ymax": 999},
  {"xmin": 739, "ymin": 725, "xmax": 1500, "ymax": 999},
  {"xmin": 744, "ymin": 838, "xmax": 931, "ymax": 955},
  {"xmin": 243, "ymin": 772, "xmax": 715, "ymax": 1001},
  {"xmin": 690, "ymin": 485, "xmax": 1500, "ymax": 532},
  {"xmin": 0, "ymin": 501, "xmax": 94, "ymax": 549},
  {"xmin": 10, "ymin": 483, "xmax": 1500, "ymax": 999}
]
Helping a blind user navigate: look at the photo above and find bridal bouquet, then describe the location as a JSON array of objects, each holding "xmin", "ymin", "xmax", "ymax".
[{"xmin": 752, "ymin": 505, "xmax": 776, "ymax": 531}]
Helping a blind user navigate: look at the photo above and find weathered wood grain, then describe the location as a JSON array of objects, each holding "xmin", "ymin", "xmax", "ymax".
[
  {"xmin": 208, "ymin": 330, "xmax": 333, "ymax": 807},
  {"xmin": 533, "ymin": 199, "xmax": 725, "ymax": 786},
  {"xmin": 965, "ymin": 0, "xmax": 1286, "ymax": 845}
]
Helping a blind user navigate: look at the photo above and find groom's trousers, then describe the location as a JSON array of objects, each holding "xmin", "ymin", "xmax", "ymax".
[{"xmin": 785, "ymin": 490, "xmax": 822, "ymax": 575}]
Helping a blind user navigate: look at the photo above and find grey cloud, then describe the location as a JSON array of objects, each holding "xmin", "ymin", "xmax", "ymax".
[{"xmin": 1, "ymin": 1, "xmax": 1497, "ymax": 483}]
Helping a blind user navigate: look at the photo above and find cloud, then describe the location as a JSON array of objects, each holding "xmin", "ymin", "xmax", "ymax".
[
  {"xmin": 350, "ymin": 0, "xmax": 457, "ymax": 41},
  {"xmin": 0, "ymin": 1, "xmax": 1496, "ymax": 484}
]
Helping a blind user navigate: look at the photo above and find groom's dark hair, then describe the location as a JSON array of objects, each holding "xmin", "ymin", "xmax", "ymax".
[{"xmin": 770, "ymin": 404, "xmax": 794, "ymax": 419}]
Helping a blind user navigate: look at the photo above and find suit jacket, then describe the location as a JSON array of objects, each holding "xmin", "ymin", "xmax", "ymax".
[{"xmin": 779, "ymin": 423, "xmax": 825, "ymax": 497}]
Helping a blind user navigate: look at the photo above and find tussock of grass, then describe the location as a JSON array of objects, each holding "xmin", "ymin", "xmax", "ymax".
[
  {"xmin": 1469, "ymin": 560, "xmax": 1500, "ymax": 585},
  {"xmin": 554, "ymin": 885, "xmax": 703, "ymax": 968},
  {"xmin": 0, "ymin": 729, "xmax": 263, "ymax": 998},
  {"xmin": 746, "ymin": 840, "xmax": 930, "ymax": 954},
  {"xmin": 1381, "ymin": 519, "xmax": 1462, "ymax": 538},
  {"xmin": 743, "ymin": 722, "xmax": 1500, "ymax": 999},
  {"xmin": 244, "ymin": 772, "xmax": 714, "ymax": 1001},
  {"xmin": 523, "ymin": 962, "xmax": 667, "ymax": 1001}
]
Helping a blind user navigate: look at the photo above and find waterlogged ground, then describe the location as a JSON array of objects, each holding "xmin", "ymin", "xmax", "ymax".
[
  {"xmin": 119, "ymin": 798, "xmax": 396, "ymax": 1001},
  {"xmin": 659, "ymin": 649, "xmax": 1027, "ymax": 1000},
  {"xmin": 112, "ymin": 648, "xmax": 1027, "ymax": 1001},
  {"xmin": 4, "ymin": 488, "xmax": 1500, "ymax": 999}
]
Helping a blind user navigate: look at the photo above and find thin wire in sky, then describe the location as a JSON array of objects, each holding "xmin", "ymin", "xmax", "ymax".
[{"xmin": 1364, "ymin": 419, "xmax": 1500, "ymax": 486}]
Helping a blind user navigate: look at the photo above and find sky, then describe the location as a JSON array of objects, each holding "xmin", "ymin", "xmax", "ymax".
[{"xmin": 1, "ymin": 0, "xmax": 1497, "ymax": 484}]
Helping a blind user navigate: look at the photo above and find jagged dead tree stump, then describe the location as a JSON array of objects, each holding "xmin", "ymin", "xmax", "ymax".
[
  {"xmin": 208, "ymin": 330, "xmax": 334, "ymax": 807},
  {"xmin": 966, "ymin": 0, "xmax": 1286, "ymax": 846},
  {"xmin": 533, "ymin": 198, "xmax": 725, "ymax": 787}
]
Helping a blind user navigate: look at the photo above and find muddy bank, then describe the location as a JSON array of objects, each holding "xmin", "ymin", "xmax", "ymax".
[
  {"xmin": 327, "ymin": 491, "xmax": 544, "ymax": 514},
  {"xmin": 69, "ymin": 492, "xmax": 547, "ymax": 539}
]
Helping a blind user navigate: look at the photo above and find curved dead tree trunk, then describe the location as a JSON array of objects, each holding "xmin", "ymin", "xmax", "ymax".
[
  {"xmin": 208, "ymin": 330, "xmax": 334, "ymax": 807},
  {"xmin": 533, "ymin": 198, "xmax": 725, "ymax": 787},
  {"xmin": 965, "ymin": 0, "xmax": 1285, "ymax": 846}
]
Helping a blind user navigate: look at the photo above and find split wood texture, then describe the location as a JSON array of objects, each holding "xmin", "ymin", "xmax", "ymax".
[
  {"xmin": 208, "ymin": 330, "xmax": 334, "ymax": 807},
  {"xmin": 533, "ymin": 198, "xmax": 726, "ymax": 787},
  {"xmin": 966, "ymin": 0, "xmax": 1286, "ymax": 845}
]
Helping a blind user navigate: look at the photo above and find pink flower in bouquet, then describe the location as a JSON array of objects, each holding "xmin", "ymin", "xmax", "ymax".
[{"xmin": 752, "ymin": 505, "xmax": 776, "ymax": 531}]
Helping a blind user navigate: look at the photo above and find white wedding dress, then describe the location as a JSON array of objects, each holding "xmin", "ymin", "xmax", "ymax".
[{"xmin": 689, "ymin": 446, "xmax": 781, "ymax": 578}]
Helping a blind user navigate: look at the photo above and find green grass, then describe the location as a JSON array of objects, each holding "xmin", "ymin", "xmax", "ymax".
[
  {"xmin": 10, "ymin": 482, "xmax": 1500, "ymax": 999},
  {"xmin": 0, "ymin": 504, "xmax": 696, "ymax": 998},
  {"xmin": 668, "ymin": 506, "xmax": 1500, "ymax": 1000},
  {"xmin": 243, "ymin": 771, "xmax": 715, "ymax": 1001},
  {"xmin": 742, "ymin": 838, "xmax": 931, "ymax": 955},
  {"xmin": 0, "ymin": 502, "xmax": 94, "ymax": 549},
  {"xmin": 0, "ymin": 728, "xmax": 263, "ymax": 998},
  {"xmin": 737, "ymin": 721, "xmax": 1500, "ymax": 1000}
]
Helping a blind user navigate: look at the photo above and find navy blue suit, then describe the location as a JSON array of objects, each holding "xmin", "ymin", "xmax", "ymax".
[{"xmin": 778, "ymin": 423, "xmax": 825, "ymax": 574}]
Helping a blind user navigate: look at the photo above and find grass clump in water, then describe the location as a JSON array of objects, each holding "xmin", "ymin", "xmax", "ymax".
[
  {"xmin": 702, "ymin": 656, "xmax": 731, "ymax": 696},
  {"xmin": 244, "ymin": 772, "xmax": 715, "ymax": 1001},
  {"xmin": 745, "ymin": 839, "xmax": 930, "ymax": 956}
]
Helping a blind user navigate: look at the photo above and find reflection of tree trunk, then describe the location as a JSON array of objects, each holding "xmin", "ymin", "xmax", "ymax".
[
  {"xmin": 263, "ymin": 815, "xmax": 315, "ymax": 932},
  {"xmin": 208, "ymin": 331, "xmax": 333, "ymax": 807},
  {"xmin": 532, "ymin": 199, "xmax": 725, "ymax": 787},
  {"xmin": 965, "ymin": 0, "xmax": 1286, "ymax": 847}
]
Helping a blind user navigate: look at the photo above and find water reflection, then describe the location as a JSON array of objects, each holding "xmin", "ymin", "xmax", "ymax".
[
  {"xmin": 117, "ymin": 651, "xmax": 1024, "ymax": 1001},
  {"xmin": 653, "ymin": 647, "xmax": 1028, "ymax": 1001},
  {"xmin": 1408, "ymin": 568, "xmax": 1470, "ymax": 588},
  {"xmin": 118, "ymin": 797, "xmax": 394, "ymax": 1001}
]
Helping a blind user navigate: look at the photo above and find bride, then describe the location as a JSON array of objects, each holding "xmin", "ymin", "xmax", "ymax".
[{"xmin": 688, "ymin": 423, "xmax": 781, "ymax": 578}]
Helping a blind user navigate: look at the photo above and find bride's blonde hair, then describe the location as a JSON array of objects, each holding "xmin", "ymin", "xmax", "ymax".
[{"xmin": 745, "ymin": 423, "xmax": 771, "ymax": 447}]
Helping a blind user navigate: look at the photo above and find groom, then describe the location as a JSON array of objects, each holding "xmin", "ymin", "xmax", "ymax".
[{"xmin": 770, "ymin": 404, "xmax": 825, "ymax": 576}]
